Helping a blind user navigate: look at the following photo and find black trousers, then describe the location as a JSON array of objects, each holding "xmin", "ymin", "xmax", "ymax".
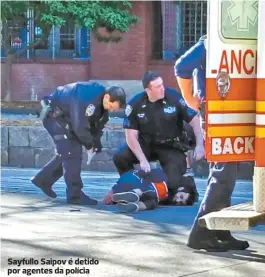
[
  {"xmin": 113, "ymin": 142, "xmax": 187, "ymax": 195},
  {"xmin": 33, "ymin": 116, "xmax": 91, "ymax": 202}
]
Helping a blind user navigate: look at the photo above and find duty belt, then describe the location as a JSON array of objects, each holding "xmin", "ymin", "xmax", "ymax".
[{"xmin": 153, "ymin": 136, "xmax": 195, "ymax": 152}]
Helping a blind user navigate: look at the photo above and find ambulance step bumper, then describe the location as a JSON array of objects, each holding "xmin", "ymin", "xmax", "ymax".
[{"xmin": 198, "ymin": 202, "xmax": 265, "ymax": 231}]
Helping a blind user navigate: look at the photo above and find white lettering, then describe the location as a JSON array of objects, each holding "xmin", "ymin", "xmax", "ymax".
[
  {"xmin": 212, "ymin": 138, "xmax": 222, "ymax": 155},
  {"xmin": 245, "ymin": 137, "xmax": 255, "ymax": 153},
  {"xmin": 222, "ymin": 138, "xmax": 233, "ymax": 154},
  {"xmin": 211, "ymin": 137, "xmax": 255, "ymax": 155},
  {"xmin": 234, "ymin": 137, "xmax": 244, "ymax": 154}
]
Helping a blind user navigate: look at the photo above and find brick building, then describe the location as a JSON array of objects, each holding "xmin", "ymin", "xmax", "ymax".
[{"xmin": 1, "ymin": 1, "xmax": 207, "ymax": 101}]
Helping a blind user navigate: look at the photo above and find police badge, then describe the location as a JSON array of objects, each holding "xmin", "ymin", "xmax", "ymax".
[
  {"xmin": 85, "ymin": 104, "xmax": 95, "ymax": 116},
  {"xmin": 125, "ymin": 105, "xmax": 133, "ymax": 117}
]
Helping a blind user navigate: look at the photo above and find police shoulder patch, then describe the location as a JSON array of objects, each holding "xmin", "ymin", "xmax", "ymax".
[
  {"xmin": 179, "ymin": 98, "xmax": 187, "ymax": 107},
  {"xmin": 125, "ymin": 104, "xmax": 133, "ymax": 117},
  {"xmin": 85, "ymin": 104, "xmax": 95, "ymax": 116}
]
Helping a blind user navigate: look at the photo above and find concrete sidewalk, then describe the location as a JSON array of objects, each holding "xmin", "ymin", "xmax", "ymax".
[{"xmin": 1, "ymin": 167, "xmax": 265, "ymax": 277}]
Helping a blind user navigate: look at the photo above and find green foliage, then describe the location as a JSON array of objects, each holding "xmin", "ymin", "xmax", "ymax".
[{"xmin": 1, "ymin": 0, "xmax": 139, "ymax": 55}]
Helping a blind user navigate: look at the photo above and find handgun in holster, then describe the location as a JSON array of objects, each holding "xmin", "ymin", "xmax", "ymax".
[{"xmin": 172, "ymin": 131, "xmax": 196, "ymax": 152}]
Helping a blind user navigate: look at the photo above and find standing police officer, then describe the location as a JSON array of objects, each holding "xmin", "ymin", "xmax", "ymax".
[
  {"xmin": 113, "ymin": 71, "xmax": 204, "ymax": 199},
  {"xmin": 31, "ymin": 81, "xmax": 126, "ymax": 206},
  {"xmin": 175, "ymin": 36, "xmax": 249, "ymax": 251}
]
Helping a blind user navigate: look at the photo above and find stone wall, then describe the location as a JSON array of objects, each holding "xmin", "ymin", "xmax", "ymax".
[
  {"xmin": 0, "ymin": 123, "xmax": 254, "ymax": 179},
  {"xmin": 1, "ymin": 124, "xmax": 126, "ymax": 172}
]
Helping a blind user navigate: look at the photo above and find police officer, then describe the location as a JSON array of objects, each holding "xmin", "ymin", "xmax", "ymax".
[
  {"xmin": 113, "ymin": 71, "xmax": 204, "ymax": 200},
  {"xmin": 31, "ymin": 81, "xmax": 126, "ymax": 206},
  {"xmin": 175, "ymin": 36, "xmax": 249, "ymax": 251}
]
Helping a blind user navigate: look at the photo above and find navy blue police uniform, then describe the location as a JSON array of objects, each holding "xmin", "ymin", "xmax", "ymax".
[
  {"xmin": 31, "ymin": 81, "xmax": 108, "ymax": 205},
  {"xmin": 174, "ymin": 36, "xmax": 248, "ymax": 251},
  {"xmin": 113, "ymin": 88, "xmax": 197, "ymax": 197}
]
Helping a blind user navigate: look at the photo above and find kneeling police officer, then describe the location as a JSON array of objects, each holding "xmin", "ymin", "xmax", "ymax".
[
  {"xmin": 32, "ymin": 81, "xmax": 126, "ymax": 205},
  {"xmin": 113, "ymin": 71, "xmax": 204, "ymax": 198}
]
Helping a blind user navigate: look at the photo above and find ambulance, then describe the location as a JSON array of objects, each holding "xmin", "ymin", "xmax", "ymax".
[{"xmin": 200, "ymin": 0, "xmax": 265, "ymax": 230}]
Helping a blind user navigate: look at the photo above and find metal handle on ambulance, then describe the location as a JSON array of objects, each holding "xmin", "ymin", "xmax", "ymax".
[{"xmin": 216, "ymin": 72, "xmax": 231, "ymax": 99}]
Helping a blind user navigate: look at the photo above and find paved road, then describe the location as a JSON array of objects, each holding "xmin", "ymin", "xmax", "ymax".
[{"xmin": 1, "ymin": 167, "xmax": 265, "ymax": 277}]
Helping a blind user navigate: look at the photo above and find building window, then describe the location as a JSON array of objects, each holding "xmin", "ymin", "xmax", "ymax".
[
  {"xmin": 60, "ymin": 21, "xmax": 75, "ymax": 50},
  {"xmin": 1, "ymin": 11, "xmax": 90, "ymax": 60},
  {"xmin": 34, "ymin": 26, "xmax": 49, "ymax": 49},
  {"xmin": 1, "ymin": 21, "xmax": 25, "ymax": 57},
  {"xmin": 176, "ymin": 1, "xmax": 207, "ymax": 57},
  {"xmin": 152, "ymin": 1, "xmax": 207, "ymax": 61},
  {"xmin": 152, "ymin": 1, "xmax": 163, "ymax": 59}
]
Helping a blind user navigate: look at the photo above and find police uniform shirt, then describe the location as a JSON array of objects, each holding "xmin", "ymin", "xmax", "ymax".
[
  {"xmin": 123, "ymin": 88, "xmax": 197, "ymax": 142},
  {"xmin": 174, "ymin": 36, "xmax": 206, "ymax": 100},
  {"xmin": 54, "ymin": 81, "xmax": 108, "ymax": 149}
]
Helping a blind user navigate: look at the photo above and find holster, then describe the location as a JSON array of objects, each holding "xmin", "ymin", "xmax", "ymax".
[
  {"xmin": 50, "ymin": 106, "xmax": 75, "ymax": 141},
  {"xmin": 39, "ymin": 100, "xmax": 52, "ymax": 121},
  {"xmin": 51, "ymin": 106, "xmax": 64, "ymax": 118},
  {"xmin": 172, "ymin": 131, "xmax": 195, "ymax": 152}
]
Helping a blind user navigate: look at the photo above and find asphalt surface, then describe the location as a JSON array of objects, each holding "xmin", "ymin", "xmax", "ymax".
[{"xmin": 1, "ymin": 167, "xmax": 265, "ymax": 277}]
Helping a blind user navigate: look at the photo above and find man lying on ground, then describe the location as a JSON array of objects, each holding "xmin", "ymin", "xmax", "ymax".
[{"xmin": 103, "ymin": 168, "xmax": 199, "ymax": 213}]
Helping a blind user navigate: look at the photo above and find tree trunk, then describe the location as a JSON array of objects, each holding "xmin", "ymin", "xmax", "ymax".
[{"xmin": 4, "ymin": 54, "xmax": 14, "ymax": 102}]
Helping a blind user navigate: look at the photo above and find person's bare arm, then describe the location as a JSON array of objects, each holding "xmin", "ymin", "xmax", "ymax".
[
  {"xmin": 176, "ymin": 77, "xmax": 200, "ymax": 111},
  {"xmin": 189, "ymin": 115, "xmax": 204, "ymax": 160},
  {"xmin": 125, "ymin": 129, "xmax": 151, "ymax": 172},
  {"xmin": 175, "ymin": 38, "xmax": 206, "ymax": 111}
]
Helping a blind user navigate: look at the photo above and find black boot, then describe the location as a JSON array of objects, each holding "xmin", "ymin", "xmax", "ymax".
[
  {"xmin": 187, "ymin": 236, "xmax": 230, "ymax": 252},
  {"xmin": 215, "ymin": 231, "xmax": 249, "ymax": 250},
  {"xmin": 31, "ymin": 177, "xmax": 57, "ymax": 198},
  {"xmin": 68, "ymin": 191, "xmax": 97, "ymax": 206}
]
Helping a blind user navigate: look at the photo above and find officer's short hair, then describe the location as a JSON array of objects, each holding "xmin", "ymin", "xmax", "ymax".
[
  {"xmin": 142, "ymin": 71, "xmax": 160, "ymax": 89},
  {"xmin": 106, "ymin": 86, "xmax": 126, "ymax": 108}
]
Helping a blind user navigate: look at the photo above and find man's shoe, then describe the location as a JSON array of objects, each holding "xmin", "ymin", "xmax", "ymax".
[
  {"xmin": 80, "ymin": 192, "xmax": 98, "ymax": 205},
  {"xmin": 68, "ymin": 197, "xmax": 98, "ymax": 206},
  {"xmin": 112, "ymin": 191, "xmax": 139, "ymax": 203},
  {"xmin": 187, "ymin": 237, "xmax": 230, "ymax": 252},
  {"xmin": 215, "ymin": 231, "xmax": 249, "ymax": 250},
  {"xmin": 117, "ymin": 202, "xmax": 139, "ymax": 213},
  {"xmin": 219, "ymin": 236, "xmax": 249, "ymax": 250},
  {"xmin": 31, "ymin": 177, "xmax": 57, "ymax": 198}
]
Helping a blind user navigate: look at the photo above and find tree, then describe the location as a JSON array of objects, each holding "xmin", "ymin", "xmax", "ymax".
[{"xmin": 1, "ymin": 0, "xmax": 139, "ymax": 101}]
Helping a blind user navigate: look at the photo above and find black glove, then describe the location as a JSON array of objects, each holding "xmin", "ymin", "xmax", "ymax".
[{"xmin": 93, "ymin": 137, "xmax": 102, "ymax": 153}]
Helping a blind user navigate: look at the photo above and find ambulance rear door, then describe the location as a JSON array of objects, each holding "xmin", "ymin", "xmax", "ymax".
[{"xmin": 206, "ymin": 0, "xmax": 257, "ymax": 162}]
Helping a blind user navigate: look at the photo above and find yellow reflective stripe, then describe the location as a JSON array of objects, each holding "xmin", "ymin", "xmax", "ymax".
[
  {"xmin": 208, "ymin": 126, "xmax": 255, "ymax": 137},
  {"xmin": 208, "ymin": 100, "xmax": 255, "ymax": 111},
  {"xmin": 256, "ymin": 127, "xmax": 265, "ymax": 138},
  {"xmin": 256, "ymin": 101, "xmax": 265, "ymax": 113}
]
